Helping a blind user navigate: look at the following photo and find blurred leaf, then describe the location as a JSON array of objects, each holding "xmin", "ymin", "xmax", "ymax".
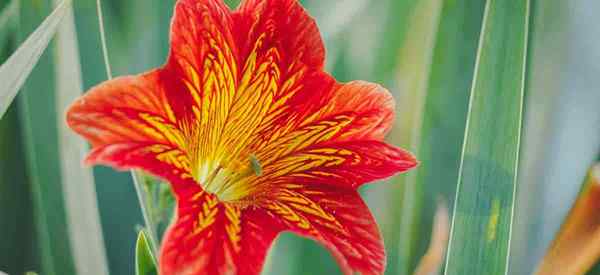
[
  {"xmin": 534, "ymin": 164, "xmax": 600, "ymax": 275},
  {"xmin": 135, "ymin": 230, "xmax": 158, "ymax": 275},
  {"xmin": 71, "ymin": 0, "xmax": 145, "ymax": 274},
  {"xmin": 17, "ymin": 0, "xmax": 76, "ymax": 274},
  {"xmin": 509, "ymin": 0, "xmax": 571, "ymax": 272},
  {"xmin": 392, "ymin": 0, "xmax": 444, "ymax": 273},
  {"xmin": 52, "ymin": 0, "xmax": 109, "ymax": 274},
  {"xmin": 392, "ymin": 0, "xmax": 485, "ymax": 274},
  {"xmin": 444, "ymin": 0, "xmax": 530, "ymax": 274},
  {"xmin": 413, "ymin": 200, "xmax": 450, "ymax": 275},
  {"xmin": 373, "ymin": 0, "xmax": 419, "ymax": 84},
  {"xmin": 95, "ymin": 0, "xmax": 162, "ymax": 259},
  {"xmin": 0, "ymin": 6, "xmax": 37, "ymax": 273},
  {"xmin": 0, "ymin": 0, "xmax": 70, "ymax": 118},
  {"xmin": 512, "ymin": 0, "xmax": 600, "ymax": 272},
  {"xmin": 131, "ymin": 171, "xmax": 160, "ymax": 255},
  {"xmin": 0, "ymin": 0, "xmax": 19, "ymax": 54},
  {"xmin": 134, "ymin": 171, "xmax": 175, "ymax": 253}
]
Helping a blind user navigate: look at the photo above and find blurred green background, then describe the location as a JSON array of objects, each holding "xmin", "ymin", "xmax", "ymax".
[{"xmin": 1, "ymin": 0, "xmax": 599, "ymax": 274}]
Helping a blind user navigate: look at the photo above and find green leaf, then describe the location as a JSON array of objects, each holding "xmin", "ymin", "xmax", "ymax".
[
  {"xmin": 16, "ymin": 1, "xmax": 79, "ymax": 274},
  {"xmin": 0, "ymin": 0, "xmax": 71, "ymax": 118},
  {"xmin": 71, "ymin": 1, "xmax": 147, "ymax": 273},
  {"xmin": 391, "ymin": 0, "xmax": 445, "ymax": 273},
  {"xmin": 135, "ymin": 230, "xmax": 158, "ymax": 275},
  {"xmin": 509, "ymin": 0, "xmax": 570, "ymax": 272},
  {"xmin": 93, "ymin": 0, "xmax": 164, "ymax": 259},
  {"xmin": 133, "ymin": 171, "xmax": 176, "ymax": 254},
  {"xmin": 0, "ymin": 7, "xmax": 37, "ymax": 273},
  {"xmin": 444, "ymin": 0, "xmax": 530, "ymax": 274},
  {"xmin": 393, "ymin": 0, "xmax": 487, "ymax": 273},
  {"xmin": 52, "ymin": 1, "xmax": 109, "ymax": 274},
  {"xmin": 0, "ymin": 0, "xmax": 19, "ymax": 55}
]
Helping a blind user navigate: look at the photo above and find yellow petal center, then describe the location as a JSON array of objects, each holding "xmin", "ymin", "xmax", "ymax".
[{"xmin": 195, "ymin": 156, "xmax": 260, "ymax": 203}]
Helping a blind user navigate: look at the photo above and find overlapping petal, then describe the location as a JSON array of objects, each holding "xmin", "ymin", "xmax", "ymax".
[
  {"xmin": 66, "ymin": 0, "xmax": 419, "ymax": 275},
  {"xmin": 160, "ymin": 184, "xmax": 282, "ymax": 275},
  {"xmin": 262, "ymin": 183, "xmax": 386, "ymax": 275},
  {"xmin": 66, "ymin": 71, "xmax": 193, "ymax": 184}
]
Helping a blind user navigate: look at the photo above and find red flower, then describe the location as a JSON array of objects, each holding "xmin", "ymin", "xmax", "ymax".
[{"xmin": 67, "ymin": 0, "xmax": 417, "ymax": 274}]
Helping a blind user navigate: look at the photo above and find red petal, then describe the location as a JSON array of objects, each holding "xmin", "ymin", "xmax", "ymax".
[
  {"xmin": 263, "ymin": 183, "xmax": 386, "ymax": 275},
  {"xmin": 256, "ymin": 140, "xmax": 417, "ymax": 189},
  {"xmin": 67, "ymin": 71, "xmax": 179, "ymax": 147},
  {"xmin": 164, "ymin": 0, "xmax": 237, "ymax": 120},
  {"xmin": 160, "ymin": 184, "xmax": 283, "ymax": 275},
  {"xmin": 234, "ymin": 0, "xmax": 325, "ymax": 69},
  {"xmin": 316, "ymin": 81, "xmax": 396, "ymax": 141},
  {"xmin": 232, "ymin": 0, "xmax": 335, "ymax": 123},
  {"xmin": 66, "ymin": 71, "xmax": 191, "ymax": 185}
]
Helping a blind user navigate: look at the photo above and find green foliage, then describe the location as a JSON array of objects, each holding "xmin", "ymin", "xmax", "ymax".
[
  {"xmin": 0, "ymin": 0, "xmax": 19, "ymax": 55},
  {"xmin": 2, "ymin": 0, "xmax": 600, "ymax": 274},
  {"xmin": 135, "ymin": 230, "xmax": 158, "ymax": 275},
  {"xmin": 444, "ymin": 0, "xmax": 530, "ymax": 274},
  {"xmin": 394, "ymin": 0, "xmax": 486, "ymax": 274},
  {"xmin": 0, "ymin": 0, "xmax": 69, "ymax": 118},
  {"xmin": 17, "ymin": 1, "xmax": 76, "ymax": 274}
]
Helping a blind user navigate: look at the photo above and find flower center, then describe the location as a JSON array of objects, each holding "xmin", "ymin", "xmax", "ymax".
[{"xmin": 196, "ymin": 155, "xmax": 263, "ymax": 203}]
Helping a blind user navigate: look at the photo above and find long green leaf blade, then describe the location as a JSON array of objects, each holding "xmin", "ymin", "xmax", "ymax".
[
  {"xmin": 17, "ymin": 0, "xmax": 78, "ymax": 274},
  {"xmin": 135, "ymin": 230, "xmax": 158, "ymax": 275},
  {"xmin": 392, "ymin": 0, "xmax": 444, "ymax": 273},
  {"xmin": 0, "ymin": 36, "xmax": 36, "ymax": 274},
  {"xmin": 0, "ymin": 0, "xmax": 70, "ymax": 118},
  {"xmin": 444, "ymin": 0, "xmax": 530, "ymax": 274},
  {"xmin": 52, "ymin": 0, "xmax": 109, "ymax": 274},
  {"xmin": 393, "ymin": 0, "xmax": 486, "ymax": 273}
]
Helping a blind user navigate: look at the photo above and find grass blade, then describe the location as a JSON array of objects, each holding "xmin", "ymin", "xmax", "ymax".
[
  {"xmin": 0, "ymin": 42, "xmax": 37, "ymax": 274},
  {"xmin": 0, "ymin": 0, "xmax": 70, "ymax": 118},
  {"xmin": 17, "ymin": 0, "xmax": 76, "ymax": 273},
  {"xmin": 392, "ymin": 0, "xmax": 486, "ymax": 273},
  {"xmin": 52, "ymin": 1, "xmax": 109, "ymax": 274},
  {"xmin": 135, "ymin": 230, "xmax": 158, "ymax": 275},
  {"xmin": 0, "ymin": 0, "xmax": 19, "ymax": 54},
  {"xmin": 392, "ymin": 0, "xmax": 444, "ymax": 273},
  {"xmin": 94, "ymin": 0, "xmax": 162, "ymax": 255},
  {"xmin": 509, "ymin": 0, "xmax": 570, "ymax": 272},
  {"xmin": 444, "ymin": 0, "xmax": 530, "ymax": 274},
  {"xmin": 534, "ymin": 164, "xmax": 600, "ymax": 275},
  {"xmin": 71, "ymin": 1, "xmax": 146, "ymax": 273}
]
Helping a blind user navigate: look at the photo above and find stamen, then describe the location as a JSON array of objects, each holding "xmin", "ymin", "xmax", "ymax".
[
  {"xmin": 203, "ymin": 165, "xmax": 222, "ymax": 191},
  {"xmin": 199, "ymin": 154, "xmax": 264, "ymax": 202}
]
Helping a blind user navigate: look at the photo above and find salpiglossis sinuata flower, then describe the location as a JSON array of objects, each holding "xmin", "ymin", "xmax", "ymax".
[{"xmin": 67, "ymin": 0, "xmax": 418, "ymax": 274}]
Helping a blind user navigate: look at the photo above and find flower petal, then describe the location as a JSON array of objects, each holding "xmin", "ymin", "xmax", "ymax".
[
  {"xmin": 164, "ymin": 0, "xmax": 335, "ymax": 176},
  {"xmin": 258, "ymin": 140, "xmax": 417, "ymax": 189},
  {"xmin": 66, "ymin": 71, "xmax": 192, "ymax": 184},
  {"xmin": 165, "ymin": 0, "xmax": 237, "ymax": 120},
  {"xmin": 315, "ymin": 81, "xmax": 396, "ymax": 141},
  {"xmin": 263, "ymin": 183, "xmax": 386, "ymax": 275},
  {"xmin": 160, "ymin": 184, "xmax": 282, "ymax": 275},
  {"xmin": 249, "ymin": 81, "xmax": 398, "ymax": 165},
  {"xmin": 234, "ymin": 0, "xmax": 325, "ymax": 69},
  {"xmin": 67, "ymin": 71, "xmax": 180, "ymax": 147}
]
